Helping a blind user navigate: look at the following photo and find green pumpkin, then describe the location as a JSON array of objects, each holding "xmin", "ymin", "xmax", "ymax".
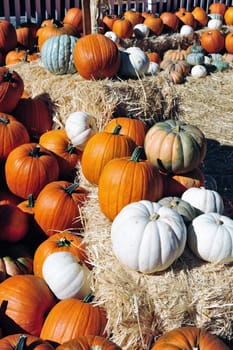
[
  {"xmin": 189, "ymin": 44, "xmax": 205, "ymax": 54},
  {"xmin": 211, "ymin": 60, "xmax": 229, "ymax": 71},
  {"xmin": 41, "ymin": 34, "xmax": 78, "ymax": 75},
  {"xmin": 186, "ymin": 52, "xmax": 205, "ymax": 66}
]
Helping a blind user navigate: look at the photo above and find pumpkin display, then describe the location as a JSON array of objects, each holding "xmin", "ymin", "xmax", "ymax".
[
  {"xmin": 143, "ymin": 15, "xmax": 164, "ymax": 36},
  {"xmin": 63, "ymin": 7, "xmax": 83, "ymax": 32},
  {"xmin": 111, "ymin": 200, "xmax": 187, "ymax": 273},
  {"xmin": 37, "ymin": 19, "xmax": 79, "ymax": 51},
  {"xmin": 224, "ymin": 7, "xmax": 233, "ymax": 25},
  {"xmin": 34, "ymin": 181, "xmax": 88, "ymax": 236},
  {"xmin": 118, "ymin": 46, "xmax": 150, "ymax": 79},
  {"xmin": 158, "ymin": 196, "xmax": 198, "ymax": 225},
  {"xmin": 144, "ymin": 119, "xmax": 207, "ymax": 174},
  {"xmin": 5, "ymin": 143, "xmax": 59, "ymax": 199},
  {"xmin": 0, "ymin": 67, "xmax": 24, "ymax": 114},
  {"xmin": 200, "ymin": 29, "xmax": 225, "ymax": 54},
  {"xmin": 39, "ymin": 129, "xmax": 82, "ymax": 180},
  {"xmin": 98, "ymin": 146, "xmax": 164, "ymax": 221},
  {"xmin": 0, "ymin": 242, "xmax": 33, "ymax": 281},
  {"xmin": 151, "ymin": 326, "xmax": 230, "ymax": 349},
  {"xmin": 42, "ymin": 251, "xmax": 91, "ymax": 300},
  {"xmin": 187, "ymin": 212, "xmax": 233, "ymax": 264},
  {"xmin": 81, "ymin": 125, "xmax": 136, "ymax": 185},
  {"xmin": 13, "ymin": 96, "xmax": 53, "ymax": 141},
  {"xmin": 0, "ymin": 20, "xmax": 17, "ymax": 54},
  {"xmin": 40, "ymin": 296, "xmax": 107, "ymax": 344},
  {"xmin": 73, "ymin": 33, "xmax": 120, "ymax": 80},
  {"xmin": 0, "ymin": 334, "xmax": 55, "ymax": 350},
  {"xmin": 112, "ymin": 18, "xmax": 134, "ymax": 39},
  {"xmin": 191, "ymin": 6, "xmax": 208, "ymax": 28},
  {"xmin": 56, "ymin": 335, "xmax": 121, "ymax": 350},
  {"xmin": 0, "ymin": 274, "xmax": 56, "ymax": 336},
  {"xmin": 0, "ymin": 113, "xmax": 30, "ymax": 162},
  {"xmin": 0, "ymin": 204, "xmax": 29, "ymax": 242},
  {"xmin": 41, "ymin": 34, "xmax": 78, "ymax": 75},
  {"xmin": 64, "ymin": 111, "xmax": 98, "ymax": 150},
  {"xmin": 181, "ymin": 187, "xmax": 224, "ymax": 214},
  {"xmin": 33, "ymin": 231, "xmax": 90, "ymax": 278},
  {"xmin": 225, "ymin": 32, "xmax": 233, "ymax": 54},
  {"xmin": 161, "ymin": 167, "xmax": 205, "ymax": 197},
  {"xmin": 103, "ymin": 116, "xmax": 147, "ymax": 147}
]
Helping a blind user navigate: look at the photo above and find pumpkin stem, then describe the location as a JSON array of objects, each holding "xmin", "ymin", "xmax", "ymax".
[
  {"xmin": 130, "ymin": 146, "xmax": 144, "ymax": 162},
  {"xmin": 216, "ymin": 219, "xmax": 224, "ymax": 225},
  {"xmin": 26, "ymin": 194, "xmax": 35, "ymax": 208},
  {"xmin": 15, "ymin": 335, "xmax": 27, "ymax": 350},
  {"xmin": 83, "ymin": 292, "xmax": 95, "ymax": 303},
  {"xmin": 64, "ymin": 182, "xmax": 79, "ymax": 195},
  {"xmin": 29, "ymin": 145, "xmax": 41, "ymax": 157},
  {"xmin": 150, "ymin": 212, "xmax": 160, "ymax": 221},
  {"xmin": 112, "ymin": 124, "xmax": 122, "ymax": 135},
  {"xmin": 57, "ymin": 237, "xmax": 72, "ymax": 247},
  {"xmin": 51, "ymin": 19, "xmax": 64, "ymax": 28},
  {"xmin": 67, "ymin": 143, "xmax": 77, "ymax": 154},
  {"xmin": 3, "ymin": 70, "xmax": 15, "ymax": 83},
  {"xmin": 0, "ymin": 117, "xmax": 9, "ymax": 124}
]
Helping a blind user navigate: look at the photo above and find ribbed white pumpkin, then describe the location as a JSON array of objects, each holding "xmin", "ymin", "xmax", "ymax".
[
  {"xmin": 188, "ymin": 212, "xmax": 233, "ymax": 263},
  {"xmin": 207, "ymin": 18, "xmax": 223, "ymax": 30},
  {"xmin": 133, "ymin": 23, "xmax": 150, "ymax": 38},
  {"xmin": 42, "ymin": 251, "xmax": 91, "ymax": 300},
  {"xmin": 41, "ymin": 34, "xmax": 78, "ymax": 75},
  {"xmin": 118, "ymin": 47, "xmax": 150, "ymax": 78},
  {"xmin": 111, "ymin": 200, "xmax": 187, "ymax": 274},
  {"xmin": 181, "ymin": 187, "xmax": 224, "ymax": 214},
  {"xmin": 180, "ymin": 24, "xmax": 194, "ymax": 36},
  {"xmin": 65, "ymin": 111, "xmax": 98, "ymax": 150}
]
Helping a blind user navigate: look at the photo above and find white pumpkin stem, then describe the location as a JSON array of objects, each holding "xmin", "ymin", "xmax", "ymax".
[{"xmin": 150, "ymin": 212, "xmax": 160, "ymax": 221}]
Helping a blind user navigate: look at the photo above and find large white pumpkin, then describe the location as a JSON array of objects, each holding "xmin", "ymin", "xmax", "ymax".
[
  {"xmin": 118, "ymin": 47, "xmax": 150, "ymax": 79},
  {"xmin": 111, "ymin": 200, "xmax": 187, "ymax": 274},
  {"xmin": 65, "ymin": 111, "xmax": 98, "ymax": 150},
  {"xmin": 188, "ymin": 212, "xmax": 233, "ymax": 263},
  {"xmin": 42, "ymin": 251, "xmax": 91, "ymax": 300},
  {"xmin": 181, "ymin": 187, "xmax": 224, "ymax": 214}
]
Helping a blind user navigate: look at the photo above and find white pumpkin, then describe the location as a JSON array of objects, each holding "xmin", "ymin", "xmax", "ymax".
[
  {"xmin": 104, "ymin": 31, "xmax": 120, "ymax": 43},
  {"xmin": 133, "ymin": 23, "xmax": 150, "ymax": 39},
  {"xmin": 188, "ymin": 212, "xmax": 233, "ymax": 264},
  {"xmin": 180, "ymin": 24, "xmax": 194, "ymax": 36},
  {"xmin": 181, "ymin": 187, "xmax": 224, "ymax": 214},
  {"xmin": 65, "ymin": 111, "xmax": 98, "ymax": 150},
  {"xmin": 42, "ymin": 251, "xmax": 91, "ymax": 300},
  {"xmin": 207, "ymin": 18, "xmax": 223, "ymax": 29},
  {"xmin": 191, "ymin": 64, "xmax": 207, "ymax": 78},
  {"xmin": 111, "ymin": 200, "xmax": 187, "ymax": 274},
  {"xmin": 118, "ymin": 46, "xmax": 150, "ymax": 79},
  {"xmin": 145, "ymin": 61, "xmax": 160, "ymax": 76}
]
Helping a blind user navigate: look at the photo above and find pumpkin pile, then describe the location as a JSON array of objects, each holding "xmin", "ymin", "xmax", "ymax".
[{"xmin": 0, "ymin": 2, "xmax": 232, "ymax": 350}]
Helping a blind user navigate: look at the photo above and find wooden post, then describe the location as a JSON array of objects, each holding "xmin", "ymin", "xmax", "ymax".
[{"xmin": 81, "ymin": 0, "xmax": 92, "ymax": 35}]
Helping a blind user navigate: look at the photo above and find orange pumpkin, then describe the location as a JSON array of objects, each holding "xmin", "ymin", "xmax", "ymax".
[
  {"xmin": 34, "ymin": 181, "xmax": 88, "ymax": 236},
  {"xmin": 56, "ymin": 335, "xmax": 121, "ymax": 350},
  {"xmin": 16, "ymin": 26, "xmax": 37, "ymax": 50},
  {"xmin": 143, "ymin": 15, "xmax": 164, "ymax": 36},
  {"xmin": 175, "ymin": 9, "xmax": 196, "ymax": 28},
  {"xmin": 123, "ymin": 10, "xmax": 144, "ymax": 27},
  {"xmin": 103, "ymin": 116, "xmax": 147, "ymax": 147},
  {"xmin": 0, "ymin": 67, "xmax": 24, "ymax": 114},
  {"xmin": 200, "ymin": 29, "xmax": 225, "ymax": 53},
  {"xmin": 0, "ymin": 274, "xmax": 56, "ymax": 336},
  {"xmin": 81, "ymin": 124, "xmax": 136, "ymax": 185},
  {"xmin": 0, "ymin": 334, "xmax": 55, "ymax": 350},
  {"xmin": 0, "ymin": 113, "xmax": 30, "ymax": 162},
  {"xmin": 73, "ymin": 33, "xmax": 120, "ymax": 80},
  {"xmin": 33, "ymin": 231, "xmax": 90, "ymax": 278},
  {"xmin": 151, "ymin": 326, "xmax": 230, "ymax": 350},
  {"xmin": 209, "ymin": 2, "xmax": 227, "ymax": 16},
  {"xmin": 225, "ymin": 31, "xmax": 233, "ymax": 54},
  {"xmin": 5, "ymin": 49, "xmax": 39, "ymax": 66},
  {"xmin": 40, "ymin": 296, "xmax": 107, "ymax": 344},
  {"xmin": 5, "ymin": 143, "xmax": 59, "ymax": 199},
  {"xmin": 146, "ymin": 50, "xmax": 161, "ymax": 64},
  {"xmin": 192, "ymin": 6, "xmax": 208, "ymax": 28},
  {"xmin": 98, "ymin": 146, "xmax": 164, "ymax": 221},
  {"xmin": 63, "ymin": 7, "xmax": 83, "ymax": 32},
  {"xmin": 102, "ymin": 14, "xmax": 119, "ymax": 31},
  {"xmin": 0, "ymin": 204, "xmax": 29, "ymax": 242},
  {"xmin": 13, "ymin": 96, "xmax": 53, "ymax": 141},
  {"xmin": 0, "ymin": 20, "xmax": 17, "ymax": 54},
  {"xmin": 224, "ymin": 7, "xmax": 233, "ymax": 25},
  {"xmin": 39, "ymin": 129, "xmax": 82, "ymax": 180},
  {"xmin": 160, "ymin": 12, "xmax": 179, "ymax": 32},
  {"xmin": 112, "ymin": 18, "xmax": 134, "ymax": 39}
]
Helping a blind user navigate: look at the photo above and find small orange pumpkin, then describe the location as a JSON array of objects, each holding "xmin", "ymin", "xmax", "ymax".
[
  {"xmin": 123, "ymin": 10, "xmax": 144, "ymax": 27},
  {"xmin": 56, "ymin": 335, "xmax": 121, "ymax": 350},
  {"xmin": 200, "ymin": 29, "xmax": 225, "ymax": 53},
  {"xmin": 0, "ymin": 67, "xmax": 24, "ymax": 114},
  {"xmin": 224, "ymin": 7, "xmax": 233, "ymax": 25},
  {"xmin": 112, "ymin": 18, "xmax": 134, "ymax": 39},
  {"xmin": 63, "ymin": 7, "xmax": 83, "ymax": 32},
  {"xmin": 160, "ymin": 12, "xmax": 179, "ymax": 32},
  {"xmin": 225, "ymin": 31, "xmax": 233, "ymax": 54},
  {"xmin": 209, "ymin": 2, "xmax": 227, "ymax": 16},
  {"xmin": 192, "ymin": 6, "xmax": 208, "ymax": 27},
  {"xmin": 143, "ymin": 15, "xmax": 164, "ymax": 36}
]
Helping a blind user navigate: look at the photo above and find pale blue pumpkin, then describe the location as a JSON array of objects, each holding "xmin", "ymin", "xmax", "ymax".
[{"xmin": 41, "ymin": 34, "xmax": 78, "ymax": 75}]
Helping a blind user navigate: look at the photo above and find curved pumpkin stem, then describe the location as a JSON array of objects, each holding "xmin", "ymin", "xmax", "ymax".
[
  {"xmin": 112, "ymin": 124, "xmax": 122, "ymax": 135},
  {"xmin": 29, "ymin": 145, "xmax": 41, "ymax": 158},
  {"xmin": 15, "ymin": 335, "xmax": 27, "ymax": 350},
  {"xmin": 0, "ymin": 117, "xmax": 9, "ymax": 124},
  {"xmin": 64, "ymin": 183, "xmax": 79, "ymax": 195},
  {"xmin": 3, "ymin": 70, "xmax": 15, "ymax": 83},
  {"xmin": 130, "ymin": 146, "xmax": 144, "ymax": 162},
  {"xmin": 67, "ymin": 143, "xmax": 77, "ymax": 154},
  {"xmin": 51, "ymin": 19, "xmax": 64, "ymax": 28},
  {"xmin": 83, "ymin": 292, "xmax": 95, "ymax": 303},
  {"xmin": 26, "ymin": 194, "xmax": 35, "ymax": 208}
]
